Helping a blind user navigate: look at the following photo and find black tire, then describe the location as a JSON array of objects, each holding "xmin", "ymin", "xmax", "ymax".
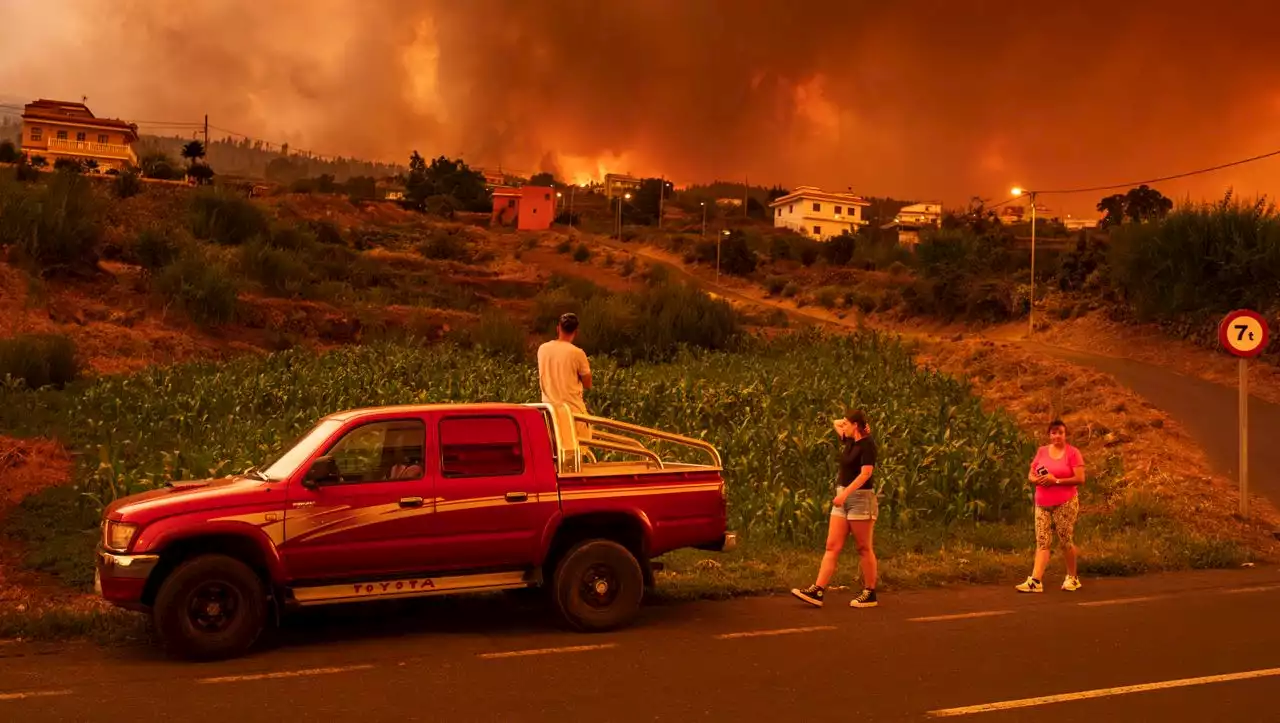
[
  {"xmin": 552, "ymin": 539, "xmax": 644, "ymax": 632},
  {"xmin": 152, "ymin": 554, "xmax": 267, "ymax": 661}
]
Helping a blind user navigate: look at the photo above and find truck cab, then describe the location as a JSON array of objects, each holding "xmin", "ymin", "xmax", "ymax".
[{"xmin": 95, "ymin": 403, "xmax": 734, "ymax": 660}]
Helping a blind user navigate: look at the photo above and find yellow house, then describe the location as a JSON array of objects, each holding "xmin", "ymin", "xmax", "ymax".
[{"xmin": 20, "ymin": 99, "xmax": 139, "ymax": 171}]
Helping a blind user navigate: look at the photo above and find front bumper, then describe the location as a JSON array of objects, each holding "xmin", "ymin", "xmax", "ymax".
[{"xmin": 95, "ymin": 548, "xmax": 161, "ymax": 610}]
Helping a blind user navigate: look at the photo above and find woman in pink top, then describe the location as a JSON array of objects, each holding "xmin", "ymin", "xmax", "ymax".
[{"xmin": 1016, "ymin": 419, "xmax": 1086, "ymax": 593}]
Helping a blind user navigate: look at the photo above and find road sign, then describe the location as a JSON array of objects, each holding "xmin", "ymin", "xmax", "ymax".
[
  {"xmin": 1218, "ymin": 309, "xmax": 1270, "ymax": 358},
  {"xmin": 1218, "ymin": 310, "xmax": 1271, "ymax": 519}
]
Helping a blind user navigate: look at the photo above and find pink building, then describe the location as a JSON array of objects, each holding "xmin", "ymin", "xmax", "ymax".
[{"xmin": 491, "ymin": 185, "xmax": 555, "ymax": 231}]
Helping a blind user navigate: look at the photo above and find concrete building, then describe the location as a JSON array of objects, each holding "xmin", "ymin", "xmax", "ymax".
[
  {"xmin": 768, "ymin": 186, "xmax": 870, "ymax": 240},
  {"xmin": 19, "ymin": 99, "xmax": 138, "ymax": 171},
  {"xmin": 491, "ymin": 185, "xmax": 555, "ymax": 230}
]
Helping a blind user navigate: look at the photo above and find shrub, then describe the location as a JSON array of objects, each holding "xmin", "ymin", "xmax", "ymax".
[
  {"xmin": 417, "ymin": 227, "xmax": 472, "ymax": 261},
  {"xmin": 0, "ymin": 140, "xmax": 19, "ymax": 164},
  {"xmin": 816, "ymin": 287, "xmax": 840, "ymax": 309},
  {"xmin": 578, "ymin": 280, "xmax": 741, "ymax": 363},
  {"xmin": 154, "ymin": 253, "xmax": 239, "ymax": 325},
  {"xmin": 1107, "ymin": 194, "xmax": 1280, "ymax": 318},
  {"xmin": 782, "ymin": 282, "xmax": 799, "ymax": 298},
  {"xmin": 619, "ymin": 256, "xmax": 637, "ymax": 277},
  {"xmin": 572, "ymin": 243, "xmax": 592, "ymax": 262},
  {"xmin": 765, "ymin": 276, "xmax": 788, "ymax": 296},
  {"xmin": 267, "ymin": 225, "xmax": 317, "ymax": 252},
  {"xmin": 462, "ymin": 310, "xmax": 530, "ymax": 360},
  {"xmin": 0, "ymin": 170, "xmax": 100, "ymax": 275},
  {"xmin": 718, "ymin": 232, "xmax": 759, "ymax": 276},
  {"xmin": 53, "ymin": 158, "xmax": 84, "ymax": 174},
  {"xmin": 113, "ymin": 168, "xmax": 143, "ymax": 199},
  {"xmin": 189, "ymin": 191, "xmax": 269, "ymax": 246},
  {"xmin": 0, "ymin": 334, "xmax": 80, "ymax": 389},
  {"xmin": 555, "ymin": 239, "xmax": 572, "ymax": 254},
  {"xmin": 132, "ymin": 228, "xmax": 186, "ymax": 270},
  {"xmin": 240, "ymin": 240, "xmax": 312, "ymax": 297},
  {"xmin": 307, "ymin": 220, "xmax": 345, "ymax": 246},
  {"xmin": 14, "ymin": 161, "xmax": 41, "ymax": 183}
]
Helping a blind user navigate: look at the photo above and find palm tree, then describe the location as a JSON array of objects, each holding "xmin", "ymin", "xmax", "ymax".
[{"xmin": 181, "ymin": 140, "xmax": 206, "ymax": 167}]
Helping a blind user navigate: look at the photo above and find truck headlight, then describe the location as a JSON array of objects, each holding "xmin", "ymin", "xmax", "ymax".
[{"xmin": 103, "ymin": 521, "xmax": 138, "ymax": 552}]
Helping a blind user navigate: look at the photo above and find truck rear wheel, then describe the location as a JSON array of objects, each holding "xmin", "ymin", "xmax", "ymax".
[
  {"xmin": 153, "ymin": 554, "xmax": 267, "ymax": 661},
  {"xmin": 552, "ymin": 539, "xmax": 644, "ymax": 632}
]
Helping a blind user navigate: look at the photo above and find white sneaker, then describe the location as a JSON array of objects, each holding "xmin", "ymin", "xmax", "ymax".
[
  {"xmin": 1061, "ymin": 576, "xmax": 1082, "ymax": 592},
  {"xmin": 1015, "ymin": 577, "xmax": 1043, "ymax": 593}
]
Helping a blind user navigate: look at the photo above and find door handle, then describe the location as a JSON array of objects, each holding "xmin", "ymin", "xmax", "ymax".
[
  {"xmin": 399, "ymin": 496, "xmax": 425, "ymax": 508},
  {"xmin": 504, "ymin": 492, "xmax": 529, "ymax": 503}
]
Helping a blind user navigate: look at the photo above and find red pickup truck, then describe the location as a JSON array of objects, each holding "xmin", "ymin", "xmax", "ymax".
[{"xmin": 95, "ymin": 402, "xmax": 734, "ymax": 659}]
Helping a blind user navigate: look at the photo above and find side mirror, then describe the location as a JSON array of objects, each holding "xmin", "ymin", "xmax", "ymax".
[{"xmin": 302, "ymin": 455, "xmax": 340, "ymax": 489}]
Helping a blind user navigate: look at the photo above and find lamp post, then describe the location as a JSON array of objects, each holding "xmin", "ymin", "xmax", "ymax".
[
  {"xmin": 717, "ymin": 229, "xmax": 730, "ymax": 285},
  {"xmin": 1012, "ymin": 187, "xmax": 1038, "ymax": 337},
  {"xmin": 616, "ymin": 192, "xmax": 631, "ymax": 240},
  {"xmin": 700, "ymin": 202, "xmax": 707, "ymax": 238}
]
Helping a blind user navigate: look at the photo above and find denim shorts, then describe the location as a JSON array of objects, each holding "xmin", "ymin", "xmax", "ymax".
[{"xmin": 831, "ymin": 486, "xmax": 879, "ymax": 521}]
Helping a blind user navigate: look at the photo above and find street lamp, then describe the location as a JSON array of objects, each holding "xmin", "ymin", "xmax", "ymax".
[
  {"xmin": 1012, "ymin": 187, "xmax": 1038, "ymax": 337},
  {"xmin": 616, "ymin": 192, "xmax": 631, "ymax": 240},
  {"xmin": 700, "ymin": 201, "xmax": 707, "ymax": 238},
  {"xmin": 717, "ymin": 229, "xmax": 730, "ymax": 285}
]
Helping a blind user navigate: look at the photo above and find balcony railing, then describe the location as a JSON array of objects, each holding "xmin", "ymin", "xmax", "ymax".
[{"xmin": 46, "ymin": 137, "xmax": 135, "ymax": 161}]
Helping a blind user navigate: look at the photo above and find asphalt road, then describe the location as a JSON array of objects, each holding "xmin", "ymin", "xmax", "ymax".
[
  {"xmin": 2, "ymin": 567, "xmax": 1279, "ymax": 722},
  {"xmin": 1033, "ymin": 344, "xmax": 1280, "ymax": 510}
]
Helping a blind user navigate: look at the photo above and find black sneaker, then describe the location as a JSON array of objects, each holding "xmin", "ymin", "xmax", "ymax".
[
  {"xmin": 790, "ymin": 584, "xmax": 825, "ymax": 607},
  {"xmin": 849, "ymin": 588, "xmax": 878, "ymax": 608}
]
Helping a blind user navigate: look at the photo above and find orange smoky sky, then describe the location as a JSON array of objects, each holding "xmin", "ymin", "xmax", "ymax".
[{"xmin": 2, "ymin": 0, "xmax": 1279, "ymax": 216}]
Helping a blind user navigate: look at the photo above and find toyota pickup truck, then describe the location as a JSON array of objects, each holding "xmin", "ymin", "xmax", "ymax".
[{"xmin": 95, "ymin": 402, "xmax": 734, "ymax": 660}]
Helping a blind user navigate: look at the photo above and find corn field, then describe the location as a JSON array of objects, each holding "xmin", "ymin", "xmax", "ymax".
[{"xmin": 37, "ymin": 329, "xmax": 1035, "ymax": 544}]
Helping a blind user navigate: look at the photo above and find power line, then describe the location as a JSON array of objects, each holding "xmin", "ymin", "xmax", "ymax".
[{"xmin": 1026, "ymin": 147, "xmax": 1280, "ymax": 196}]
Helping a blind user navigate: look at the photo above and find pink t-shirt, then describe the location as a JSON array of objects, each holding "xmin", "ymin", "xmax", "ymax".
[{"xmin": 1030, "ymin": 444, "xmax": 1084, "ymax": 507}]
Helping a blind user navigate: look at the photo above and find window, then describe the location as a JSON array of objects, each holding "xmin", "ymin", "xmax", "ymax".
[
  {"xmin": 776, "ymin": 208, "xmax": 781, "ymax": 217},
  {"xmin": 812, "ymin": 202, "xmax": 821, "ymax": 212},
  {"xmin": 789, "ymin": 204, "xmax": 794, "ymax": 213},
  {"xmin": 507, "ymin": 199, "xmax": 516, "ymax": 208},
  {"xmin": 56, "ymin": 130, "xmax": 68, "ymax": 140},
  {"xmin": 813, "ymin": 226, "xmax": 822, "ymax": 236},
  {"xmin": 76, "ymin": 132, "xmax": 86, "ymax": 142},
  {"xmin": 835, "ymin": 206, "xmax": 843, "ymax": 215},
  {"xmin": 323, "ymin": 419, "xmax": 426, "ymax": 483},
  {"xmin": 439, "ymin": 415, "xmax": 524, "ymax": 478},
  {"xmin": 29, "ymin": 127, "xmax": 42, "ymax": 142},
  {"xmin": 544, "ymin": 193, "xmax": 551, "ymax": 201},
  {"xmin": 97, "ymin": 134, "xmax": 109, "ymax": 144}
]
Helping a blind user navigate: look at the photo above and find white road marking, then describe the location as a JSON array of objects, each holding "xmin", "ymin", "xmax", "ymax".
[
  {"xmin": 909, "ymin": 610, "xmax": 1014, "ymax": 623},
  {"xmin": 197, "ymin": 664, "xmax": 374, "ymax": 684},
  {"xmin": 1077, "ymin": 595, "xmax": 1169, "ymax": 607},
  {"xmin": 715, "ymin": 625, "xmax": 836, "ymax": 640},
  {"xmin": 0, "ymin": 689, "xmax": 72, "ymax": 702},
  {"xmin": 478, "ymin": 643, "xmax": 617, "ymax": 659},
  {"xmin": 927, "ymin": 666, "xmax": 1280, "ymax": 717},
  {"xmin": 1221, "ymin": 584, "xmax": 1280, "ymax": 595}
]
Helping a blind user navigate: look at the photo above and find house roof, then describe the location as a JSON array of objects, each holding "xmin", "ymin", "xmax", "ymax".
[
  {"xmin": 769, "ymin": 186, "xmax": 870, "ymax": 208},
  {"xmin": 492, "ymin": 186, "xmax": 522, "ymax": 197},
  {"xmin": 21, "ymin": 99, "xmax": 139, "ymax": 140}
]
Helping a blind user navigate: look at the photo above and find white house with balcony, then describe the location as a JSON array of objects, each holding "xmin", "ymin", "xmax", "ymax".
[
  {"xmin": 19, "ymin": 99, "xmax": 139, "ymax": 171},
  {"xmin": 769, "ymin": 186, "xmax": 870, "ymax": 240}
]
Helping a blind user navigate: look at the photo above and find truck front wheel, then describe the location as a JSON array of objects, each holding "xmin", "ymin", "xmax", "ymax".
[
  {"xmin": 552, "ymin": 539, "xmax": 644, "ymax": 631},
  {"xmin": 152, "ymin": 554, "xmax": 268, "ymax": 660}
]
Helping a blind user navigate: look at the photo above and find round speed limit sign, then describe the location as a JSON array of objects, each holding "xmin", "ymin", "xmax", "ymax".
[{"xmin": 1219, "ymin": 309, "xmax": 1271, "ymax": 358}]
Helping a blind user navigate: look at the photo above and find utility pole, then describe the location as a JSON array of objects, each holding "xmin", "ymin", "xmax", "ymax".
[
  {"xmin": 1029, "ymin": 191, "xmax": 1038, "ymax": 337},
  {"xmin": 743, "ymin": 175, "xmax": 749, "ymax": 218},
  {"xmin": 203, "ymin": 114, "xmax": 209, "ymax": 149},
  {"xmin": 658, "ymin": 176, "xmax": 665, "ymax": 229}
]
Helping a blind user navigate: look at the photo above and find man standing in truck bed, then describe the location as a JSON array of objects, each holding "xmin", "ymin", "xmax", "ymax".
[{"xmin": 538, "ymin": 312, "xmax": 593, "ymax": 439}]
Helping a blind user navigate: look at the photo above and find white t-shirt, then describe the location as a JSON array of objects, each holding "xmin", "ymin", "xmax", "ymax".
[{"xmin": 537, "ymin": 340, "xmax": 590, "ymax": 413}]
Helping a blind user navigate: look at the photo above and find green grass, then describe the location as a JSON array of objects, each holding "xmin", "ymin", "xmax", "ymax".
[{"xmin": 0, "ymin": 607, "xmax": 149, "ymax": 645}]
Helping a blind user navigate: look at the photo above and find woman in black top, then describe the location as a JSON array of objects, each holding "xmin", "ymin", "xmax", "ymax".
[{"xmin": 791, "ymin": 409, "xmax": 879, "ymax": 609}]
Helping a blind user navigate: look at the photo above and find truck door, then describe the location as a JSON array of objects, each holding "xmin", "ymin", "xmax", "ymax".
[
  {"xmin": 281, "ymin": 416, "xmax": 435, "ymax": 582},
  {"xmin": 426, "ymin": 411, "xmax": 557, "ymax": 572}
]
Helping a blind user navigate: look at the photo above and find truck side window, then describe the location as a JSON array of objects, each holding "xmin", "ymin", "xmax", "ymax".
[
  {"xmin": 439, "ymin": 415, "xmax": 524, "ymax": 478},
  {"xmin": 326, "ymin": 419, "xmax": 426, "ymax": 483}
]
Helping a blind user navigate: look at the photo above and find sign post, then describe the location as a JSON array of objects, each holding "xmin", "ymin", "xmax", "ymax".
[{"xmin": 1218, "ymin": 309, "xmax": 1271, "ymax": 519}]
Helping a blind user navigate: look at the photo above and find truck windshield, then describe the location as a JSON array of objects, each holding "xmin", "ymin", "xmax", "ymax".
[{"xmin": 260, "ymin": 419, "xmax": 344, "ymax": 481}]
